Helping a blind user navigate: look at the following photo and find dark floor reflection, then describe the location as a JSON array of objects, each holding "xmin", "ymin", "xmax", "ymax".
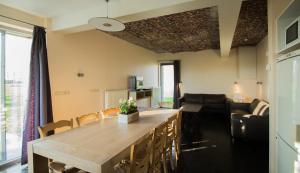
[{"xmin": 177, "ymin": 114, "xmax": 269, "ymax": 173}]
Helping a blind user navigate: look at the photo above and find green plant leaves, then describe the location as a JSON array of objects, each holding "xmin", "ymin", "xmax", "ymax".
[{"xmin": 119, "ymin": 98, "xmax": 138, "ymax": 115}]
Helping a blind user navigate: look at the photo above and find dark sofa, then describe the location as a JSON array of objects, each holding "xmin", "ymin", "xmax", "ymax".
[
  {"xmin": 230, "ymin": 99, "xmax": 269, "ymax": 141},
  {"xmin": 178, "ymin": 93, "xmax": 230, "ymax": 116}
]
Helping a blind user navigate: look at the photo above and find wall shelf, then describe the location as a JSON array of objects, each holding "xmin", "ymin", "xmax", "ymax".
[{"xmin": 129, "ymin": 89, "xmax": 152, "ymax": 108}]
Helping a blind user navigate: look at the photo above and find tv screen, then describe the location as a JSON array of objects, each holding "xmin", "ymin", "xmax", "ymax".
[{"xmin": 136, "ymin": 76, "xmax": 143, "ymax": 90}]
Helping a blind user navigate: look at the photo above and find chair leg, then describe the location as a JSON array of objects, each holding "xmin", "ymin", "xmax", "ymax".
[
  {"xmin": 175, "ymin": 143, "xmax": 179, "ymax": 167},
  {"xmin": 162, "ymin": 151, "xmax": 168, "ymax": 173},
  {"xmin": 168, "ymin": 145, "xmax": 174, "ymax": 171}
]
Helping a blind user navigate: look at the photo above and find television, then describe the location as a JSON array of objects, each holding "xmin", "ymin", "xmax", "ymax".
[{"xmin": 128, "ymin": 76, "xmax": 144, "ymax": 91}]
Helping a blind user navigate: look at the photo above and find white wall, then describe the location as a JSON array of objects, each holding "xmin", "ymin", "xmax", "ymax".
[
  {"xmin": 238, "ymin": 46, "xmax": 257, "ymax": 79},
  {"xmin": 256, "ymin": 37, "xmax": 269, "ymax": 101},
  {"xmin": 158, "ymin": 48, "xmax": 258, "ymax": 100},
  {"xmin": 47, "ymin": 30, "xmax": 159, "ymax": 122}
]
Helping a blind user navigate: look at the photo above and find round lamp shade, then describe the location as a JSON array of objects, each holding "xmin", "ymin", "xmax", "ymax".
[{"xmin": 88, "ymin": 17, "xmax": 125, "ymax": 32}]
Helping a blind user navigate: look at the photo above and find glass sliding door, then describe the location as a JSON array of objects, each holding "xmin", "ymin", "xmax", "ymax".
[
  {"xmin": 160, "ymin": 63, "xmax": 174, "ymax": 108},
  {"xmin": 0, "ymin": 30, "xmax": 31, "ymax": 165}
]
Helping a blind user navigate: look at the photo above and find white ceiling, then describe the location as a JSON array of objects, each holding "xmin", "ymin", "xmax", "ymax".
[
  {"xmin": 0, "ymin": 0, "xmax": 104, "ymax": 17},
  {"xmin": 0, "ymin": 0, "xmax": 242, "ymax": 57}
]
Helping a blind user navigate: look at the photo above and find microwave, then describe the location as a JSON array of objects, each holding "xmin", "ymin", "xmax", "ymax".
[{"xmin": 285, "ymin": 16, "xmax": 300, "ymax": 48}]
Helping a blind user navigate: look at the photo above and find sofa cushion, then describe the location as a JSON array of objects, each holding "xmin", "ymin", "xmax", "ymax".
[
  {"xmin": 258, "ymin": 104, "xmax": 269, "ymax": 116},
  {"xmin": 204, "ymin": 94, "xmax": 226, "ymax": 104},
  {"xmin": 262, "ymin": 107, "xmax": 269, "ymax": 116},
  {"xmin": 205, "ymin": 103, "xmax": 225, "ymax": 110},
  {"xmin": 249, "ymin": 99, "xmax": 260, "ymax": 113},
  {"xmin": 253, "ymin": 101, "xmax": 268, "ymax": 115},
  {"xmin": 184, "ymin": 93, "xmax": 204, "ymax": 104}
]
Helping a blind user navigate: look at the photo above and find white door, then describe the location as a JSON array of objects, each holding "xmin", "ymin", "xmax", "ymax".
[
  {"xmin": 276, "ymin": 57, "xmax": 297, "ymax": 149},
  {"xmin": 277, "ymin": 137, "xmax": 298, "ymax": 173}
]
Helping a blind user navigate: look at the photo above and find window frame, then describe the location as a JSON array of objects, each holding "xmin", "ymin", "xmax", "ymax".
[{"xmin": 0, "ymin": 29, "xmax": 6, "ymax": 163}]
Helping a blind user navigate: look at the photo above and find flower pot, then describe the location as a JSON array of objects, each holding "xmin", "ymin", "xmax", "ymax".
[{"xmin": 118, "ymin": 112, "xmax": 139, "ymax": 124}]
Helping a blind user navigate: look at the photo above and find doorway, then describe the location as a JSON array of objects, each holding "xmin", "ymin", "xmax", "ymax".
[{"xmin": 160, "ymin": 63, "xmax": 174, "ymax": 108}]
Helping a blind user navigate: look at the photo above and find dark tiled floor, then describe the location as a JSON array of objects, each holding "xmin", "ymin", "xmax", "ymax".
[
  {"xmin": 1, "ymin": 114, "xmax": 268, "ymax": 173},
  {"xmin": 177, "ymin": 114, "xmax": 269, "ymax": 173}
]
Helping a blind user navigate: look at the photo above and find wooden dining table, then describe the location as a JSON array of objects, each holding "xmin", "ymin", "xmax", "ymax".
[{"xmin": 28, "ymin": 109, "xmax": 179, "ymax": 173}]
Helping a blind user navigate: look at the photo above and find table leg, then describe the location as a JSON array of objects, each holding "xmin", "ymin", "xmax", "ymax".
[{"xmin": 28, "ymin": 142, "xmax": 48, "ymax": 173}]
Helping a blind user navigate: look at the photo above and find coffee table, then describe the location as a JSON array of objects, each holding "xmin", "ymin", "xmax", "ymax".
[
  {"xmin": 182, "ymin": 104, "xmax": 203, "ymax": 113},
  {"xmin": 182, "ymin": 104, "xmax": 203, "ymax": 144}
]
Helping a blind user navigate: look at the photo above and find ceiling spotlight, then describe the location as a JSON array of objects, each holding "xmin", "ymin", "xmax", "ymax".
[{"xmin": 88, "ymin": 0, "xmax": 125, "ymax": 32}]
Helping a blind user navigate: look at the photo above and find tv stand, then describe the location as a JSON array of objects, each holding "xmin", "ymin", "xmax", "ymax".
[{"xmin": 129, "ymin": 89, "xmax": 152, "ymax": 108}]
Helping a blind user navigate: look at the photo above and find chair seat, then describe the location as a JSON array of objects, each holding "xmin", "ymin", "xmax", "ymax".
[
  {"xmin": 50, "ymin": 161, "xmax": 87, "ymax": 173},
  {"xmin": 49, "ymin": 161, "xmax": 66, "ymax": 172},
  {"xmin": 114, "ymin": 160, "xmax": 130, "ymax": 173}
]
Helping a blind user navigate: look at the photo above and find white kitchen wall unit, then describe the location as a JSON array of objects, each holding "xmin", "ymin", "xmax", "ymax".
[{"xmin": 277, "ymin": 0, "xmax": 300, "ymax": 54}]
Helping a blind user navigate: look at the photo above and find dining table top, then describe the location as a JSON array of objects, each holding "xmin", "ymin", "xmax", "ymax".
[{"xmin": 28, "ymin": 108, "xmax": 179, "ymax": 173}]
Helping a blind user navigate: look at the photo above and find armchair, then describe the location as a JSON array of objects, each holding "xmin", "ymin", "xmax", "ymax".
[{"xmin": 230, "ymin": 99, "xmax": 269, "ymax": 141}]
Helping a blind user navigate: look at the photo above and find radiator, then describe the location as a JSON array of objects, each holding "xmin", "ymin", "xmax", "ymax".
[{"xmin": 104, "ymin": 89, "xmax": 128, "ymax": 109}]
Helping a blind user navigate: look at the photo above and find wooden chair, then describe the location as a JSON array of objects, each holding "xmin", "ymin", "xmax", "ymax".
[
  {"xmin": 38, "ymin": 119, "xmax": 79, "ymax": 173},
  {"xmin": 38, "ymin": 119, "xmax": 73, "ymax": 138},
  {"xmin": 130, "ymin": 133, "xmax": 153, "ymax": 173},
  {"xmin": 115, "ymin": 133, "xmax": 153, "ymax": 173},
  {"xmin": 100, "ymin": 108, "xmax": 120, "ymax": 119},
  {"xmin": 175, "ymin": 108, "xmax": 183, "ymax": 163},
  {"xmin": 151, "ymin": 122, "xmax": 168, "ymax": 173},
  {"xmin": 166, "ymin": 114, "xmax": 177, "ymax": 170},
  {"xmin": 76, "ymin": 112, "xmax": 100, "ymax": 127}
]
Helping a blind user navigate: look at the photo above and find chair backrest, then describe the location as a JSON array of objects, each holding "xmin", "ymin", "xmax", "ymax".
[
  {"xmin": 38, "ymin": 119, "xmax": 73, "ymax": 138},
  {"xmin": 175, "ymin": 108, "xmax": 183, "ymax": 158},
  {"xmin": 100, "ymin": 108, "xmax": 120, "ymax": 119},
  {"xmin": 151, "ymin": 122, "xmax": 167, "ymax": 172},
  {"xmin": 130, "ymin": 133, "xmax": 152, "ymax": 173},
  {"xmin": 167, "ymin": 114, "xmax": 177, "ymax": 141},
  {"xmin": 76, "ymin": 112, "xmax": 100, "ymax": 127},
  {"xmin": 176, "ymin": 107, "xmax": 183, "ymax": 138}
]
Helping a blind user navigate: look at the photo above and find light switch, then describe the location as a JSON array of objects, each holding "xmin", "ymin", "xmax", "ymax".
[{"xmin": 266, "ymin": 64, "xmax": 272, "ymax": 71}]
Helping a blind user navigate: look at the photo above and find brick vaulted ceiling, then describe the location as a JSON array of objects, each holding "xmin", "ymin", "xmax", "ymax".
[
  {"xmin": 232, "ymin": 0, "xmax": 268, "ymax": 47},
  {"xmin": 107, "ymin": 0, "xmax": 267, "ymax": 54}
]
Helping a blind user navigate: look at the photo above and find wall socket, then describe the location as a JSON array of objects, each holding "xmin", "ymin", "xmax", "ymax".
[{"xmin": 77, "ymin": 73, "xmax": 84, "ymax": 77}]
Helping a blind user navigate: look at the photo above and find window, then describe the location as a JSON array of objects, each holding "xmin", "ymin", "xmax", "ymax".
[
  {"xmin": 160, "ymin": 63, "xmax": 174, "ymax": 108},
  {"xmin": 0, "ymin": 30, "xmax": 31, "ymax": 165}
]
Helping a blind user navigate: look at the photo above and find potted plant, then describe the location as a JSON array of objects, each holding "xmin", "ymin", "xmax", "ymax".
[{"xmin": 118, "ymin": 97, "xmax": 139, "ymax": 123}]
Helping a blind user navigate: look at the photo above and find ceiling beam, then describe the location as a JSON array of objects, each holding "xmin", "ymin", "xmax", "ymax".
[{"xmin": 218, "ymin": 0, "xmax": 242, "ymax": 57}]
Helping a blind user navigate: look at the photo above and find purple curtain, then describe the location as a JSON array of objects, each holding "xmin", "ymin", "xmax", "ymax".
[
  {"xmin": 21, "ymin": 26, "xmax": 53, "ymax": 164},
  {"xmin": 173, "ymin": 60, "xmax": 181, "ymax": 109}
]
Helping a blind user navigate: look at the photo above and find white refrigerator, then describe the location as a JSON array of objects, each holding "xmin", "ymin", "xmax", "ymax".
[{"xmin": 276, "ymin": 49, "xmax": 300, "ymax": 173}]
